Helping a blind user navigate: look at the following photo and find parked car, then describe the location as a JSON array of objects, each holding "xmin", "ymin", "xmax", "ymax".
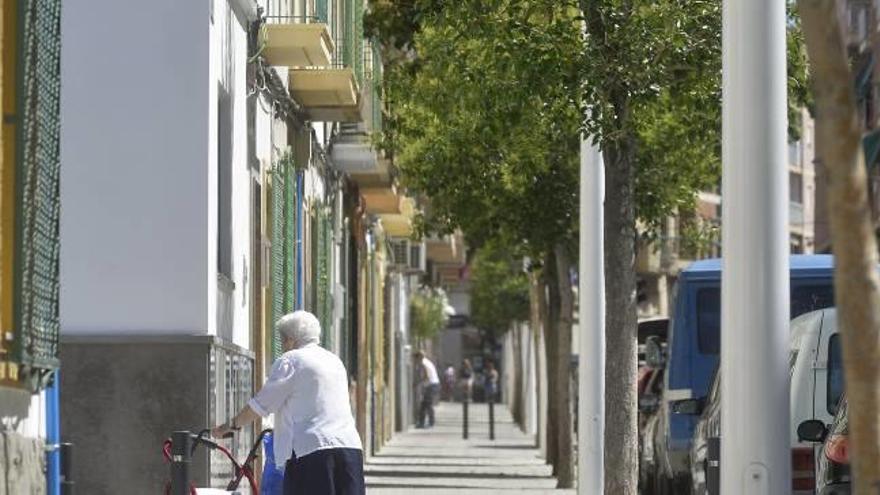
[
  {"xmin": 648, "ymin": 255, "xmax": 836, "ymax": 492},
  {"xmin": 676, "ymin": 308, "xmax": 844, "ymax": 495},
  {"xmin": 638, "ymin": 341, "xmax": 666, "ymax": 493},
  {"xmin": 798, "ymin": 394, "xmax": 851, "ymax": 494},
  {"xmin": 684, "ymin": 367, "xmax": 720, "ymax": 495}
]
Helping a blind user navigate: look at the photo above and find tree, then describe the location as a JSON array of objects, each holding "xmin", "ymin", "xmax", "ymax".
[
  {"xmin": 367, "ymin": 0, "xmax": 809, "ymax": 490},
  {"xmin": 470, "ymin": 240, "xmax": 530, "ymax": 424},
  {"xmin": 369, "ymin": 1, "xmax": 583, "ymax": 484},
  {"xmin": 799, "ymin": 1, "xmax": 880, "ymax": 491},
  {"xmin": 576, "ymin": 1, "xmax": 810, "ymax": 490},
  {"xmin": 471, "ymin": 241, "xmax": 530, "ymax": 336},
  {"xmin": 410, "ymin": 287, "xmax": 450, "ymax": 343}
]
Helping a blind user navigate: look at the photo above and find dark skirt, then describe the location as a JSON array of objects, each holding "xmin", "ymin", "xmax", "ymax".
[{"xmin": 283, "ymin": 447, "xmax": 365, "ymax": 495}]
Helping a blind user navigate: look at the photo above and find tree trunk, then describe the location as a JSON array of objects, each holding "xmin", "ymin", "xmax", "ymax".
[
  {"xmin": 543, "ymin": 260, "xmax": 560, "ymax": 473},
  {"xmin": 530, "ymin": 270, "xmax": 547, "ymax": 451},
  {"xmin": 553, "ymin": 243, "xmax": 575, "ymax": 488},
  {"xmin": 512, "ymin": 322, "xmax": 525, "ymax": 428},
  {"xmin": 799, "ymin": 2, "xmax": 880, "ymax": 492},
  {"xmin": 603, "ymin": 134, "xmax": 639, "ymax": 494}
]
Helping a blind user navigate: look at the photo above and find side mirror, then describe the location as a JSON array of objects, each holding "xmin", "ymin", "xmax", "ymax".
[
  {"xmin": 645, "ymin": 336, "xmax": 666, "ymax": 370},
  {"xmin": 797, "ymin": 419, "xmax": 828, "ymax": 443},
  {"xmin": 671, "ymin": 398, "xmax": 705, "ymax": 416}
]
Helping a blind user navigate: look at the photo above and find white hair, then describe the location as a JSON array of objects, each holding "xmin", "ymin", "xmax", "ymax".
[{"xmin": 276, "ymin": 311, "xmax": 321, "ymax": 348}]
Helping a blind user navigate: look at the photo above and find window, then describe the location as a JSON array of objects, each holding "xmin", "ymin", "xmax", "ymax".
[
  {"xmin": 827, "ymin": 334, "xmax": 844, "ymax": 415},
  {"xmin": 790, "ymin": 234, "xmax": 804, "ymax": 254},
  {"xmin": 790, "ymin": 172, "xmax": 803, "ymax": 204},
  {"xmin": 788, "ymin": 141, "xmax": 802, "ymax": 167},
  {"xmin": 697, "ymin": 288, "xmax": 721, "ymax": 354}
]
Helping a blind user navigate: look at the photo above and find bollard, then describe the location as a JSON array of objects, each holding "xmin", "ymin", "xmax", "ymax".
[
  {"xmin": 60, "ymin": 443, "xmax": 74, "ymax": 495},
  {"xmin": 170, "ymin": 431, "xmax": 192, "ymax": 495},
  {"xmin": 488, "ymin": 399, "xmax": 495, "ymax": 440},
  {"xmin": 462, "ymin": 400, "xmax": 469, "ymax": 439}
]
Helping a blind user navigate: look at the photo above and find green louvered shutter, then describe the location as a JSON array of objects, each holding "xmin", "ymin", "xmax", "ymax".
[
  {"xmin": 14, "ymin": 0, "xmax": 63, "ymax": 387},
  {"xmin": 270, "ymin": 165, "xmax": 287, "ymax": 359},
  {"xmin": 284, "ymin": 166, "xmax": 296, "ymax": 313},
  {"xmin": 316, "ymin": 206, "xmax": 332, "ymax": 346}
]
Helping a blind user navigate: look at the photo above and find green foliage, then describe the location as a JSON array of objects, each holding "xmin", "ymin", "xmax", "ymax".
[
  {"xmin": 367, "ymin": 0, "xmax": 811, "ymax": 241},
  {"xmin": 471, "ymin": 241, "xmax": 530, "ymax": 334},
  {"xmin": 410, "ymin": 287, "xmax": 449, "ymax": 340},
  {"xmin": 374, "ymin": 1, "xmax": 582, "ymax": 254}
]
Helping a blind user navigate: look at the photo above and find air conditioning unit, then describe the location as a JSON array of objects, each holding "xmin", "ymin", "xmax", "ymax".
[
  {"xmin": 409, "ymin": 241, "xmax": 426, "ymax": 273},
  {"xmin": 388, "ymin": 239, "xmax": 426, "ymax": 273}
]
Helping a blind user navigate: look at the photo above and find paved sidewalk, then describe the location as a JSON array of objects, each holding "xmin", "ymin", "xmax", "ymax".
[{"xmin": 366, "ymin": 402, "xmax": 574, "ymax": 494}]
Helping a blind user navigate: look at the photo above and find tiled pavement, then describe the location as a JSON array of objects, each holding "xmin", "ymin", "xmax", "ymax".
[{"xmin": 365, "ymin": 402, "xmax": 575, "ymax": 495}]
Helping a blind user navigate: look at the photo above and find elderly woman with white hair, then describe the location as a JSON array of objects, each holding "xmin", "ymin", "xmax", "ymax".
[{"xmin": 212, "ymin": 311, "xmax": 364, "ymax": 494}]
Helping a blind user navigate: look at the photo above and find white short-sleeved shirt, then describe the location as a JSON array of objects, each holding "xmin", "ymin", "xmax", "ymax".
[
  {"xmin": 422, "ymin": 358, "xmax": 440, "ymax": 385},
  {"xmin": 248, "ymin": 344, "xmax": 362, "ymax": 465}
]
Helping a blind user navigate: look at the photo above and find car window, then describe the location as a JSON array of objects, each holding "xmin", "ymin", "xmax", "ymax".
[
  {"xmin": 828, "ymin": 334, "xmax": 845, "ymax": 415},
  {"xmin": 790, "ymin": 284, "xmax": 835, "ymax": 319},
  {"xmin": 697, "ymin": 288, "xmax": 721, "ymax": 354},
  {"xmin": 696, "ymin": 283, "xmax": 833, "ymax": 357}
]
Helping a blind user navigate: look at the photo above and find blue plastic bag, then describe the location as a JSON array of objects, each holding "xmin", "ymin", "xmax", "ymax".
[{"xmin": 260, "ymin": 431, "xmax": 284, "ymax": 495}]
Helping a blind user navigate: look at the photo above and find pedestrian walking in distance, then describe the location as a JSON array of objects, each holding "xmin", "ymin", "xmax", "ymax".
[
  {"xmin": 415, "ymin": 351, "xmax": 441, "ymax": 428},
  {"xmin": 212, "ymin": 311, "xmax": 364, "ymax": 495},
  {"xmin": 460, "ymin": 358, "xmax": 474, "ymax": 402},
  {"xmin": 484, "ymin": 360, "xmax": 499, "ymax": 403},
  {"xmin": 443, "ymin": 364, "xmax": 456, "ymax": 401}
]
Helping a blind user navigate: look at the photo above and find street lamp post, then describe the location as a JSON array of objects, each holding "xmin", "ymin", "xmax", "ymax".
[
  {"xmin": 720, "ymin": 0, "xmax": 790, "ymax": 493},
  {"xmin": 578, "ymin": 135, "xmax": 605, "ymax": 494}
]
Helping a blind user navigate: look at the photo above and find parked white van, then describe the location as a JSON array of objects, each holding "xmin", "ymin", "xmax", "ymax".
[
  {"xmin": 683, "ymin": 307, "xmax": 843, "ymax": 494},
  {"xmin": 790, "ymin": 308, "xmax": 844, "ymax": 492}
]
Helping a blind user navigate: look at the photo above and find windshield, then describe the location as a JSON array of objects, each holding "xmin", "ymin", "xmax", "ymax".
[{"xmin": 697, "ymin": 283, "xmax": 835, "ymax": 355}]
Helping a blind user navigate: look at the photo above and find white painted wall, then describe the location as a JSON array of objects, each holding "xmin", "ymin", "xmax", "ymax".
[
  {"xmin": 208, "ymin": 0, "xmax": 254, "ymax": 347},
  {"xmin": 61, "ymin": 0, "xmax": 211, "ymax": 334},
  {"xmin": 0, "ymin": 389, "xmax": 46, "ymax": 439}
]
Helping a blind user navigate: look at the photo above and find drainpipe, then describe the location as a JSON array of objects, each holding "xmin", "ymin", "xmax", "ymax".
[
  {"xmin": 296, "ymin": 171, "xmax": 304, "ymax": 310},
  {"xmin": 46, "ymin": 371, "xmax": 61, "ymax": 495}
]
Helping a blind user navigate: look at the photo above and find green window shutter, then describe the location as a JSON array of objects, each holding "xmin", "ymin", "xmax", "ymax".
[
  {"xmin": 14, "ymin": 0, "xmax": 63, "ymax": 389},
  {"xmin": 316, "ymin": 207, "xmax": 333, "ymax": 347},
  {"xmin": 270, "ymin": 165, "xmax": 287, "ymax": 359},
  {"xmin": 284, "ymin": 166, "xmax": 296, "ymax": 313},
  {"xmin": 353, "ymin": 0, "xmax": 364, "ymax": 85}
]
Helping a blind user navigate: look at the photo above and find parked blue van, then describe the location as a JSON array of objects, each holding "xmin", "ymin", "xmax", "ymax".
[{"xmin": 652, "ymin": 255, "xmax": 836, "ymax": 490}]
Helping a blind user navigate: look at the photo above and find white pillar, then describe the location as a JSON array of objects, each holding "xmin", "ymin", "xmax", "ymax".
[
  {"xmin": 720, "ymin": 0, "xmax": 790, "ymax": 493},
  {"xmin": 578, "ymin": 136, "xmax": 605, "ymax": 494}
]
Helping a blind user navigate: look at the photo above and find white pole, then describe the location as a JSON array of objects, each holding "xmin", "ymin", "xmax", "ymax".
[
  {"xmin": 720, "ymin": 0, "xmax": 789, "ymax": 493},
  {"xmin": 578, "ymin": 135, "xmax": 605, "ymax": 494}
]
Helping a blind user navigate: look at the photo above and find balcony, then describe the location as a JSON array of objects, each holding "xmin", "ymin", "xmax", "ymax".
[
  {"xmin": 379, "ymin": 197, "xmax": 416, "ymax": 238},
  {"xmin": 362, "ymin": 183, "xmax": 403, "ymax": 215},
  {"xmin": 330, "ymin": 123, "xmax": 382, "ymax": 174},
  {"xmin": 289, "ymin": 68, "xmax": 361, "ymax": 122},
  {"xmin": 263, "ymin": 20, "xmax": 334, "ymax": 68},
  {"xmin": 426, "ymin": 233, "xmax": 465, "ymax": 265}
]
